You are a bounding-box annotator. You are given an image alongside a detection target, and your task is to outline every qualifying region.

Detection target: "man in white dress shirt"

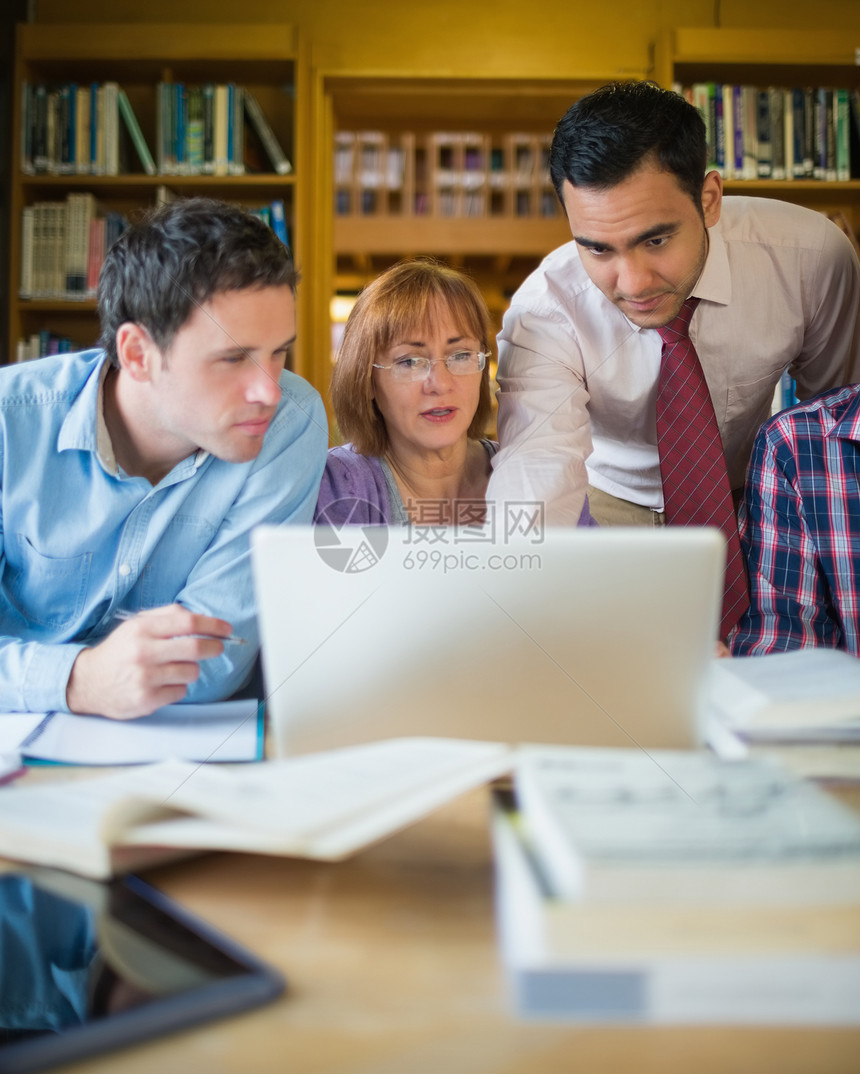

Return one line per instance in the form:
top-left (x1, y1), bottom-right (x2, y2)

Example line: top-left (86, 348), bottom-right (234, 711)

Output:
top-left (488, 80), bottom-right (860, 529)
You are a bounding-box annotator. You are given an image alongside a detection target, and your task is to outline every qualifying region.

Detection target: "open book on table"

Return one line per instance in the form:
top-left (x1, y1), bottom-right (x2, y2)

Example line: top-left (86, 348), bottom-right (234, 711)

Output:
top-left (0, 738), bottom-right (513, 880)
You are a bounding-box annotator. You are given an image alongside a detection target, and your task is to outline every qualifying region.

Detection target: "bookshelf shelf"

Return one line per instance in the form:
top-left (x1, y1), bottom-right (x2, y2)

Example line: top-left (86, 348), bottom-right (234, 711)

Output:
top-left (8, 22), bottom-right (305, 367)
top-left (335, 216), bottom-right (571, 258)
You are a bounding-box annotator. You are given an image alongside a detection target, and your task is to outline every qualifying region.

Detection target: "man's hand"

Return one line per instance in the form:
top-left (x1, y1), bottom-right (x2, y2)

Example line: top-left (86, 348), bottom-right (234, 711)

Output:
top-left (66, 604), bottom-right (234, 719)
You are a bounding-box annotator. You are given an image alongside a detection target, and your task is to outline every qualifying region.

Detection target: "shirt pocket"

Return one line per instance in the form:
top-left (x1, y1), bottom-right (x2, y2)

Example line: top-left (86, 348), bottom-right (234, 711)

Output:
top-left (6, 534), bottom-right (92, 631)
top-left (139, 514), bottom-right (218, 608)
top-left (721, 369), bottom-right (782, 486)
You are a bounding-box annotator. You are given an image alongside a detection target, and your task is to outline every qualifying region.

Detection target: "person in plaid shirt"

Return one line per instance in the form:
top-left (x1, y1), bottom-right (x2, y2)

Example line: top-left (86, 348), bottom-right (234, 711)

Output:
top-left (730, 384), bottom-right (860, 656)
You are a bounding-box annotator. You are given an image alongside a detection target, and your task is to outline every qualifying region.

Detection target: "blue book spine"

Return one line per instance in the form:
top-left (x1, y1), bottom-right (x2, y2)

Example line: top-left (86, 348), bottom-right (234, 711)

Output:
top-left (269, 199), bottom-right (289, 248)
top-left (732, 85), bottom-right (744, 174)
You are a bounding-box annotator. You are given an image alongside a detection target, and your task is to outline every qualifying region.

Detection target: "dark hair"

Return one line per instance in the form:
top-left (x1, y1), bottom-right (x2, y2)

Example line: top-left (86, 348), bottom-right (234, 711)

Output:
top-left (331, 258), bottom-right (493, 458)
top-left (97, 197), bottom-right (297, 367)
top-left (549, 80), bottom-right (708, 210)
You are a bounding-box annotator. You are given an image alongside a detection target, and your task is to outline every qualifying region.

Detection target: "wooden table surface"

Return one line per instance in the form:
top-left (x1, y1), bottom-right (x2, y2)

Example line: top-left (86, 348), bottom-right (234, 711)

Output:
top-left (41, 783), bottom-right (860, 1074)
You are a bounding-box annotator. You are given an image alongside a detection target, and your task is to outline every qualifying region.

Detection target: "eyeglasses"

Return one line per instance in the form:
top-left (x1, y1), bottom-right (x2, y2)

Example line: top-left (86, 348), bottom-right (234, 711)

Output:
top-left (372, 350), bottom-right (489, 383)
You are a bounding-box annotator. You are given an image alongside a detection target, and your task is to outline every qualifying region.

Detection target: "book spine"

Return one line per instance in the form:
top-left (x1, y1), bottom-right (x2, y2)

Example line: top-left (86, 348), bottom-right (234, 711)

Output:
top-left (732, 85), bottom-right (744, 177)
top-left (201, 82), bottom-right (215, 174)
top-left (86, 215), bottom-right (106, 296)
top-left (756, 90), bottom-right (772, 178)
top-left (88, 81), bottom-right (99, 174)
top-left (20, 82), bottom-right (34, 175)
top-left (243, 89), bottom-right (292, 175)
top-left (102, 82), bottom-right (119, 176)
top-left (117, 87), bottom-right (157, 175)
top-left (269, 198), bottom-right (289, 247)
top-left (58, 83), bottom-right (74, 174)
top-left (174, 83), bottom-right (187, 174)
top-left (19, 206), bottom-right (35, 299)
top-left (782, 88), bottom-right (794, 181)
top-left (229, 83), bottom-right (246, 175)
top-left (32, 83), bottom-right (49, 174)
top-left (225, 83), bottom-right (235, 176)
top-left (157, 82), bottom-right (175, 174)
top-left (75, 83), bottom-right (91, 174)
top-left (214, 84), bottom-right (229, 176)
top-left (769, 87), bottom-right (786, 181)
top-left (790, 89), bottom-right (806, 178)
top-left (185, 84), bottom-right (204, 173)
top-left (713, 84), bottom-right (726, 176)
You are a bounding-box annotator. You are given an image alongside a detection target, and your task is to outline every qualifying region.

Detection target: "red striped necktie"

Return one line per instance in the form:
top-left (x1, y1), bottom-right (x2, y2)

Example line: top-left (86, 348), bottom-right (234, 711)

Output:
top-left (655, 296), bottom-right (749, 639)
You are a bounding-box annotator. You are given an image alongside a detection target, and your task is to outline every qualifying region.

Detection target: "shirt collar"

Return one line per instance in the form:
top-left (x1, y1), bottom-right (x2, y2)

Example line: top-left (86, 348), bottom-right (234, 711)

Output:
top-left (831, 388), bottom-right (860, 444)
top-left (57, 354), bottom-right (210, 479)
top-left (57, 353), bottom-right (117, 472)
top-left (690, 216), bottom-right (731, 307)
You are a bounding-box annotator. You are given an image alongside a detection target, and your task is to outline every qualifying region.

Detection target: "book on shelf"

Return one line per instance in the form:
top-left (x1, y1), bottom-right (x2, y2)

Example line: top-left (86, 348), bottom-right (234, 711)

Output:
top-left (243, 89), bottom-right (292, 174)
top-left (100, 81), bottom-right (120, 176)
top-left (228, 83), bottom-right (245, 176)
top-left (0, 737), bottom-right (513, 881)
top-left (63, 191), bottom-right (97, 297)
top-left (117, 87), bottom-right (156, 176)
top-left (492, 784), bottom-right (860, 1024)
top-left (213, 82), bottom-right (230, 176)
top-left (74, 83), bottom-right (91, 175)
top-left (707, 648), bottom-right (860, 743)
top-left (185, 84), bottom-right (205, 172)
top-left (269, 198), bottom-right (289, 247)
top-left (18, 206), bottom-right (35, 299)
top-left (769, 87), bottom-right (786, 181)
top-left (86, 215), bottom-right (106, 294)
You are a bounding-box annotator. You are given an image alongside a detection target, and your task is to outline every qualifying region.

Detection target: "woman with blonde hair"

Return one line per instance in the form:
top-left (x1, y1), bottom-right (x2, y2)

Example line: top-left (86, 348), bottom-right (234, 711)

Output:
top-left (315, 258), bottom-right (593, 527)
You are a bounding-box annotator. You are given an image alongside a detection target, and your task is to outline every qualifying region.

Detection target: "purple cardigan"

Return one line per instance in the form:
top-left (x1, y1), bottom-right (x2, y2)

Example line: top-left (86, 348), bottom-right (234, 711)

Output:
top-left (314, 443), bottom-right (596, 526)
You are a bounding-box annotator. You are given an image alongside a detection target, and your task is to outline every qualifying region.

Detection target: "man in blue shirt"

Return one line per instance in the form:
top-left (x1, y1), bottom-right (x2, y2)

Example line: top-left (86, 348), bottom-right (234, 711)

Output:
top-left (0, 197), bottom-right (327, 718)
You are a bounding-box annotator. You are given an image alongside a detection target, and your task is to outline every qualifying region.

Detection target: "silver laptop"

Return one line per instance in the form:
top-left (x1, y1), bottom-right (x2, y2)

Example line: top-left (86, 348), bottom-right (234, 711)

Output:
top-left (251, 524), bottom-right (724, 757)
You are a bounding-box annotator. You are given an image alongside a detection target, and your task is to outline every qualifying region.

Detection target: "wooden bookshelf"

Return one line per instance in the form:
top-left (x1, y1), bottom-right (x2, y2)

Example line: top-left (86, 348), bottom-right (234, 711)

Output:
top-left (655, 28), bottom-right (860, 238)
top-left (310, 74), bottom-right (627, 406)
top-left (8, 23), bottom-right (308, 372)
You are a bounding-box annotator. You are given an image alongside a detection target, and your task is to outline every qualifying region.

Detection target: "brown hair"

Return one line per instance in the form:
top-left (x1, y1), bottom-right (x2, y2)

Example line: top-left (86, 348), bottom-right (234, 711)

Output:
top-left (331, 259), bottom-right (494, 457)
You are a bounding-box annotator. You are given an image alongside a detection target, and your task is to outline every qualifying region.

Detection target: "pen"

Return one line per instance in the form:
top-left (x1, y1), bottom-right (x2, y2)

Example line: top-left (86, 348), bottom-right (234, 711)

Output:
top-left (113, 609), bottom-right (248, 645)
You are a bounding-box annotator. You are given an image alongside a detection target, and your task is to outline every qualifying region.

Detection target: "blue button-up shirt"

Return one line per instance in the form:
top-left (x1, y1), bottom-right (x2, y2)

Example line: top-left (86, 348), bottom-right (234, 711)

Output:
top-left (0, 349), bottom-right (327, 712)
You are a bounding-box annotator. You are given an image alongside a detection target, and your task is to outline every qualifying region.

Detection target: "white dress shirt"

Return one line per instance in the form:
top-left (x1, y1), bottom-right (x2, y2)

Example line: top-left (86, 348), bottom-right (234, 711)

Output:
top-left (488, 196), bottom-right (860, 523)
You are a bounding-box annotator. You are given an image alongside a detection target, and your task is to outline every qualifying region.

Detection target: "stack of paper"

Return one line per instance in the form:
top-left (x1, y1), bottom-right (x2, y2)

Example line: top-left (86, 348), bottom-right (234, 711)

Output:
top-left (0, 700), bottom-right (264, 766)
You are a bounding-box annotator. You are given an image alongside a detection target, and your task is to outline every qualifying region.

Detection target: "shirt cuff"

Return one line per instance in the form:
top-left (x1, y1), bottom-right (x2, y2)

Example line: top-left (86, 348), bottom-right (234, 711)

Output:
top-left (22, 642), bottom-right (86, 713)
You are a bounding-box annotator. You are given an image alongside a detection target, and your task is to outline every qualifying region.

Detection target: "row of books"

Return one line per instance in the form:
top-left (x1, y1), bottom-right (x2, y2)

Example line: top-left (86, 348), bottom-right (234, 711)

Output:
top-left (20, 81), bottom-right (292, 178)
top-left (334, 130), bottom-right (560, 219)
top-left (18, 194), bottom-right (127, 302)
top-left (21, 81), bottom-right (156, 177)
top-left (15, 330), bottom-right (83, 364)
top-left (677, 83), bottom-right (860, 181)
top-left (18, 194), bottom-right (290, 303)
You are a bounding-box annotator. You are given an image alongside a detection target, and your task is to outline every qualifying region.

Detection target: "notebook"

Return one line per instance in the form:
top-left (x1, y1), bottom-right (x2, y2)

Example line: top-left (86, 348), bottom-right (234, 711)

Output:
top-left (251, 525), bottom-right (724, 758)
